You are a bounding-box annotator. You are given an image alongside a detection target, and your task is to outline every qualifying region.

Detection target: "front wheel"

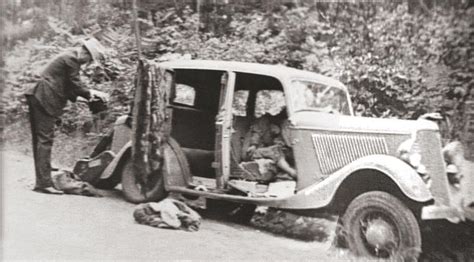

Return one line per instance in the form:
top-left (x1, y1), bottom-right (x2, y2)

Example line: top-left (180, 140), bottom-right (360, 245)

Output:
top-left (340, 191), bottom-right (422, 261)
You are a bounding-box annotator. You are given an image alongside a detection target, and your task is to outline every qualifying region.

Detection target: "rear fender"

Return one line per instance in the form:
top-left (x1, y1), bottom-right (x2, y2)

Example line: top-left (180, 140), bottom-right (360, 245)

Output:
top-left (99, 115), bottom-right (131, 179)
top-left (100, 138), bottom-right (192, 189)
top-left (100, 141), bottom-right (131, 179)
top-left (110, 115), bottom-right (131, 154)
top-left (275, 155), bottom-right (433, 209)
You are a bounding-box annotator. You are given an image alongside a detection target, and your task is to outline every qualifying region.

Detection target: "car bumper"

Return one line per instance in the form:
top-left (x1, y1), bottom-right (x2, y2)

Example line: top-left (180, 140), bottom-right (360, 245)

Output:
top-left (422, 204), bottom-right (474, 223)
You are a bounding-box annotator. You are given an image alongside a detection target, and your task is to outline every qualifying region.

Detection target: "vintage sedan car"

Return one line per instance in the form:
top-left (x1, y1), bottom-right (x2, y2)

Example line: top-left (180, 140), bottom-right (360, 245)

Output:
top-left (77, 60), bottom-right (472, 259)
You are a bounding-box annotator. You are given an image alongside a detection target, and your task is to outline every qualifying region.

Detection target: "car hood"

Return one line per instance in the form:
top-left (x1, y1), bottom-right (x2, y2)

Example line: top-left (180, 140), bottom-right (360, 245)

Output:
top-left (290, 112), bottom-right (439, 134)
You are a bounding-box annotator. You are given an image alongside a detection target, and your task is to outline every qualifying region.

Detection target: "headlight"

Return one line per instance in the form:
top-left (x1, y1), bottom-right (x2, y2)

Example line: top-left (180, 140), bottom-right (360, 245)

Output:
top-left (408, 152), bottom-right (422, 168)
top-left (397, 138), bottom-right (421, 168)
top-left (417, 164), bottom-right (427, 175)
top-left (417, 164), bottom-right (431, 187)
top-left (398, 139), bottom-right (431, 186)
top-left (446, 164), bottom-right (462, 188)
top-left (446, 164), bottom-right (459, 174)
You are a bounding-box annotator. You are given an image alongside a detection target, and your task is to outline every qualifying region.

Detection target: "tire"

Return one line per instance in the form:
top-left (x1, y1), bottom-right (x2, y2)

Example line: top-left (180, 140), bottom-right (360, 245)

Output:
top-left (120, 137), bottom-right (190, 203)
top-left (120, 156), bottom-right (167, 204)
top-left (340, 191), bottom-right (422, 261)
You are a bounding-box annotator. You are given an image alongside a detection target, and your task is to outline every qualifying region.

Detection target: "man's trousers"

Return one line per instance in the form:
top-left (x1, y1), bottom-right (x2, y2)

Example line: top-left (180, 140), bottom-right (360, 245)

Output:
top-left (26, 95), bottom-right (56, 189)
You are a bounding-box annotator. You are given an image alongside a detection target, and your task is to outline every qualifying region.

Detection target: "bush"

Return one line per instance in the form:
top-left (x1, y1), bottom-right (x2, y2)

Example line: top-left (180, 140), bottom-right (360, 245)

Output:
top-left (3, 1), bottom-right (473, 144)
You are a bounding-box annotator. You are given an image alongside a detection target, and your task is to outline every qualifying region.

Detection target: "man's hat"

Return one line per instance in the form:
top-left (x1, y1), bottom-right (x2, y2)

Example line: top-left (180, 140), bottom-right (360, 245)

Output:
top-left (81, 38), bottom-right (105, 62)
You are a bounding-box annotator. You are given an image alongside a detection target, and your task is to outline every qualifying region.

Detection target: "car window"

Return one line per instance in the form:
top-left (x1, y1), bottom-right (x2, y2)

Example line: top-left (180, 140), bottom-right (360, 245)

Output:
top-left (232, 90), bottom-right (249, 116)
top-left (173, 84), bottom-right (196, 106)
top-left (255, 90), bottom-right (286, 118)
top-left (291, 80), bottom-right (351, 115)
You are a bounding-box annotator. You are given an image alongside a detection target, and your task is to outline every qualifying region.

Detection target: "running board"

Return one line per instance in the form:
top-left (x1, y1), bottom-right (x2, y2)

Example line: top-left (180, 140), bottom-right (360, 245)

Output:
top-left (190, 177), bottom-right (217, 190)
top-left (167, 185), bottom-right (288, 206)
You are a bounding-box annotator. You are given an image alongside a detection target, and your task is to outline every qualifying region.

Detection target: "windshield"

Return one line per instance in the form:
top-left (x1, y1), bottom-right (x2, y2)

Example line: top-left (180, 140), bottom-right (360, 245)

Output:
top-left (290, 80), bottom-right (351, 115)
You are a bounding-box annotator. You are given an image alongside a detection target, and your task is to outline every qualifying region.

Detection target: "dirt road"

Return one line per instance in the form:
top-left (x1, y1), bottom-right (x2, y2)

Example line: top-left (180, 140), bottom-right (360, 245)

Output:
top-left (1, 150), bottom-right (351, 261)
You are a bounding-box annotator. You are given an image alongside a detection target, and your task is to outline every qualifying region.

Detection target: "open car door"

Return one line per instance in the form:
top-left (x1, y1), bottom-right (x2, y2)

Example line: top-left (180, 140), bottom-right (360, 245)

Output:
top-left (214, 71), bottom-right (236, 189)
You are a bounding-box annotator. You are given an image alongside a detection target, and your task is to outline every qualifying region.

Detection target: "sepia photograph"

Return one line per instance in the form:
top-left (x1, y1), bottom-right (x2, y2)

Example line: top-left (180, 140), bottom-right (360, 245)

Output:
top-left (1, 0), bottom-right (473, 261)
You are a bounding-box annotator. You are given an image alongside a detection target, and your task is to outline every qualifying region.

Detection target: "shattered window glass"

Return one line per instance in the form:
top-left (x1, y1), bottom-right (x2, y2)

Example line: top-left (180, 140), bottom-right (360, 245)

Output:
top-left (173, 84), bottom-right (196, 106)
top-left (255, 90), bottom-right (286, 118)
top-left (233, 90), bottom-right (249, 116)
top-left (291, 80), bottom-right (351, 115)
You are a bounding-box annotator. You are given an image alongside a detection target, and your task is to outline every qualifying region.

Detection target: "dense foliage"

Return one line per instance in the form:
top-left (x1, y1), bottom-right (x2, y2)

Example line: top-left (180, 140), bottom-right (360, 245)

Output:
top-left (2, 1), bottom-right (473, 143)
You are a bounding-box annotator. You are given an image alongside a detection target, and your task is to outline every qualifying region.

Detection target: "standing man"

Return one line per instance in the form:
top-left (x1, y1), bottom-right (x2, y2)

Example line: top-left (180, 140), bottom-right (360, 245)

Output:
top-left (25, 38), bottom-right (108, 194)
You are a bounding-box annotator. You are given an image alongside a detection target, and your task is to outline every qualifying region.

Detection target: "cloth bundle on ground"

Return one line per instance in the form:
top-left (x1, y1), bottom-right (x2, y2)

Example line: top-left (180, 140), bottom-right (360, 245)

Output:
top-left (133, 198), bottom-right (201, 231)
top-left (52, 170), bottom-right (102, 197)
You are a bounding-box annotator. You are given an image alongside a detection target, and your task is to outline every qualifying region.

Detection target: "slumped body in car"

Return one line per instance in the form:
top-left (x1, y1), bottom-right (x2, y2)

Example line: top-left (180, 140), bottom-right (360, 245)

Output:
top-left (240, 109), bottom-right (297, 182)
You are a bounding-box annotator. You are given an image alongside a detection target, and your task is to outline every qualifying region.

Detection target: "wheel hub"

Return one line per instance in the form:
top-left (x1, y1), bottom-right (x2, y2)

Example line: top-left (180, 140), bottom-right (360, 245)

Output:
top-left (364, 217), bottom-right (397, 250)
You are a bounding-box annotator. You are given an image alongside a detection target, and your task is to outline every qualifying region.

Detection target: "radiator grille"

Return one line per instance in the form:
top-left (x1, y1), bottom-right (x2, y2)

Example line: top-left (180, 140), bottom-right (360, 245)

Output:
top-left (416, 130), bottom-right (450, 206)
top-left (312, 133), bottom-right (388, 174)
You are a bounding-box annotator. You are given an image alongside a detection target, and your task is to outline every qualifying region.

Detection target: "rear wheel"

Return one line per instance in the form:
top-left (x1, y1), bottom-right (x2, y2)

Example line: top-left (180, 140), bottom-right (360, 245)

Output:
top-left (120, 157), bottom-right (167, 203)
top-left (120, 138), bottom-right (190, 203)
top-left (341, 191), bottom-right (422, 261)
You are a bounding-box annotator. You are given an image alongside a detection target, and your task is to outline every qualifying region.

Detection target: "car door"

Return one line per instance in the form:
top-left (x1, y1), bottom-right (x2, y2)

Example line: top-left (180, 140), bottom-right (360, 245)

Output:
top-left (214, 71), bottom-right (236, 189)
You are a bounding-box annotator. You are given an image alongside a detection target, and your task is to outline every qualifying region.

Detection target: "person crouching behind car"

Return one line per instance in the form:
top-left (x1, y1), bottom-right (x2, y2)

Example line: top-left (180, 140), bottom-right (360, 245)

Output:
top-left (24, 38), bottom-right (108, 194)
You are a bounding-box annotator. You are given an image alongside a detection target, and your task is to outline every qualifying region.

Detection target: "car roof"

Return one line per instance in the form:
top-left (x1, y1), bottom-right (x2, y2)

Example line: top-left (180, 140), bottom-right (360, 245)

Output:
top-left (159, 59), bottom-right (346, 89)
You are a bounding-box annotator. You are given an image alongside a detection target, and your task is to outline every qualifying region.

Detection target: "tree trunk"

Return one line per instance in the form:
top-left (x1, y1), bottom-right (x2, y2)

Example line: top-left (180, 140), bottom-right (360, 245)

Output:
top-left (407, 0), bottom-right (432, 15)
top-left (74, 0), bottom-right (89, 29)
top-left (148, 64), bottom-right (173, 171)
top-left (131, 60), bottom-right (173, 185)
top-left (131, 60), bottom-right (151, 183)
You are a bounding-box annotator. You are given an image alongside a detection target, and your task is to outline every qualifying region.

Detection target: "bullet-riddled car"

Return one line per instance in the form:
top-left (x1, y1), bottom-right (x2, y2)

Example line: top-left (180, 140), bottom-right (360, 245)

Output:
top-left (79, 60), bottom-right (472, 260)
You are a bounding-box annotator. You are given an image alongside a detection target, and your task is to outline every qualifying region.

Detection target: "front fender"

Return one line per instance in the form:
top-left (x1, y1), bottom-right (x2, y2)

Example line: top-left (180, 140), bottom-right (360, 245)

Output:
top-left (274, 155), bottom-right (433, 209)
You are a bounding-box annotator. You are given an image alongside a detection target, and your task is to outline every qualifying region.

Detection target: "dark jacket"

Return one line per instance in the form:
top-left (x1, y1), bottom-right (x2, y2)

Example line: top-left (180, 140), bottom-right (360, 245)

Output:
top-left (25, 50), bottom-right (91, 117)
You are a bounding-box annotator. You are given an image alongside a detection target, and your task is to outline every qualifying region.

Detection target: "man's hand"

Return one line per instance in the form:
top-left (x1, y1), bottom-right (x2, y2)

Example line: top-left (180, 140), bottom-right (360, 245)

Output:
top-left (89, 89), bottom-right (109, 102)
